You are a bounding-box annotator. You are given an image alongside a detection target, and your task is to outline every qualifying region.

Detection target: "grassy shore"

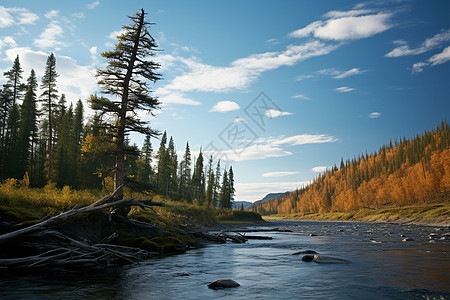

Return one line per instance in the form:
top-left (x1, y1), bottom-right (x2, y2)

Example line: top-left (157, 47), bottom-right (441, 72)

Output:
top-left (263, 203), bottom-right (450, 226)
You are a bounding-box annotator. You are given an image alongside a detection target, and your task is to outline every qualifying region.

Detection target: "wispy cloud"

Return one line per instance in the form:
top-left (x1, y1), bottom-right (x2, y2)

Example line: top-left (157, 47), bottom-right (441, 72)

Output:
top-left (205, 133), bottom-right (337, 163)
top-left (412, 46), bottom-right (450, 73)
top-left (34, 21), bottom-right (68, 49)
top-left (369, 112), bottom-right (381, 118)
top-left (0, 36), bottom-right (16, 49)
top-left (289, 10), bottom-right (392, 41)
top-left (0, 6), bottom-right (39, 27)
top-left (45, 9), bottom-right (59, 19)
top-left (265, 109), bottom-right (292, 118)
top-left (87, 1), bottom-right (100, 10)
top-left (312, 166), bottom-right (328, 173)
top-left (159, 92), bottom-right (200, 106)
top-left (159, 40), bottom-right (337, 95)
top-left (209, 100), bottom-right (240, 113)
top-left (334, 68), bottom-right (367, 79)
top-left (386, 28), bottom-right (450, 57)
top-left (335, 86), bottom-right (355, 93)
top-left (262, 171), bottom-right (299, 178)
top-left (291, 94), bottom-right (311, 100)
top-left (297, 67), bottom-right (367, 81)
top-left (233, 117), bottom-right (245, 123)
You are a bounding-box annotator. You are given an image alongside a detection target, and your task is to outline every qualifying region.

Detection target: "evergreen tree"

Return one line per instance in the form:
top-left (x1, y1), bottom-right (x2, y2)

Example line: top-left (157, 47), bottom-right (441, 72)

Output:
top-left (71, 100), bottom-right (84, 187)
top-left (90, 9), bottom-right (161, 203)
top-left (167, 137), bottom-right (178, 197)
top-left (213, 160), bottom-right (221, 207)
top-left (137, 135), bottom-right (153, 185)
top-left (3, 55), bottom-right (25, 106)
top-left (17, 70), bottom-right (38, 178)
top-left (4, 103), bottom-right (20, 178)
top-left (228, 166), bottom-right (235, 209)
top-left (219, 169), bottom-right (229, 209)
top-left (178, 142), bottom-right (192, 201)
top-left (191, 149), bottom-right (205, 204)
top-left (205, 156), bottom-right (215, 207)
top-left (156, 131), bottom-right (168, 195)
top-left (53, 104), bottom-right (74, 186)
top-left (40, 53), bottom-right (59, 177)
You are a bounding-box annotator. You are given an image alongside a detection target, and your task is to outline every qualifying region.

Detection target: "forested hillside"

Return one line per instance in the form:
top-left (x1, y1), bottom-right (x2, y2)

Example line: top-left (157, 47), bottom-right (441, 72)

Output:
top-left (250, 121), bottom-right (450, 215)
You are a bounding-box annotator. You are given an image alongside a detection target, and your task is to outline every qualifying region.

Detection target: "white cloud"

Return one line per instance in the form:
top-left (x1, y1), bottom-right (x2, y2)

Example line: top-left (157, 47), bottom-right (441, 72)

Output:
top-left (159, 40), bottom-right (337, 94)
top-left (45, 9), bottom-right (59, 19)
top-left (108, 29), bottom-right (126, 40)
top-left (209, 100), bottom-right (240, 113)
top-left (72, 12), bottom-right (85, 19)
top-left (220, 144), bottom-right (292, 162)
top-left (333, 68), bottom-right (366, 79)
top-left (291, 94), bottom-right (311, 100)
top-left (324, 9), bottom-right (374, 19)
top-left (235, 181), bottom-right (309, 202)
top-left (290, 11), bottom-right (392, 41)
top-left (271, 134), bottom-right (338, 146)
top-left (0, 36), bottom-right (17, 49)
top-left (369, 112), bottom-right (381, 118)
top-left (412, 46), bottom-right (450, 73)
top-left (87, 1), bottom-right (100, 9)
top-left (262, 171), bottom-right (299, 178)
top-left (89, 46), bottom-right (98, 64)
top-left (428, 46), bottom-right (450, 66)
top-left (412, 62), bottom-right (426, 73)
top-left (206, 133), bottom-right (337, 163)
top-left (158, 92), bottom-right (201, 106)
top-left (335, 86), bottom-right (355, 93)
top-left (265, 109), bottom-right (292, 118)
top-left (5, 47), bottom-right (97, 106)
top-left (312, 166), bottom-right (328, 173)
top-left (386, 28), bottom-right (450, 57)
top-left (233, 117), bottom-right (245, 123)
top-left (0, 7), bottom-right (14, 28)
top-left (289, 21), bottom-right (323, 38)
top-left (0, 6), bottom-right (39, 27)
top-left (34, 21), bottom-right (68, 49)
top-left (296, 74), bottom-right (313, 81)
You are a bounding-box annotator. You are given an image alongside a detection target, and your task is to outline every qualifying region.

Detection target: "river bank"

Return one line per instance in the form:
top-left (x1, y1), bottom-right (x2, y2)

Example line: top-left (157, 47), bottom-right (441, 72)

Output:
top-left (262, 203), bottom-right (450, 227)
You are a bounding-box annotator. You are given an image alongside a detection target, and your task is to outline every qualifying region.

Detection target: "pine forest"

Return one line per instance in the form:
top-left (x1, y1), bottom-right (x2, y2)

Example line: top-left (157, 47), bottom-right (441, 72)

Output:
top-left (250, 121), bottom-right (450, 215)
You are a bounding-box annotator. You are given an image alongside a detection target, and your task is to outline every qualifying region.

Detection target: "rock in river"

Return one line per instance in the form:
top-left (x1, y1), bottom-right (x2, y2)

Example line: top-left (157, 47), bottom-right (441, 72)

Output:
top-left (302, 255), bottom-right (350, 264)
top-left (291, 250), bottom-right (318, 255)
top-left (207, 279), bottom-right (240, 289)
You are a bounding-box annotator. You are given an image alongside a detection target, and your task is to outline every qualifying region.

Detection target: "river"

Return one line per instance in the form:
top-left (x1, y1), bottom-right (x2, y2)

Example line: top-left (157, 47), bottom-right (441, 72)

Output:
top-left (1, 220), bottom-right (449, 299)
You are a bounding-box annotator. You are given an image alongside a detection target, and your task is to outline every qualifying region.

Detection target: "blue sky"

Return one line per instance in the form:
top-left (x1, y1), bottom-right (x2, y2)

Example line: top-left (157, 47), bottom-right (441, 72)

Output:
top-left (1, 0), bottom-right (449, 202)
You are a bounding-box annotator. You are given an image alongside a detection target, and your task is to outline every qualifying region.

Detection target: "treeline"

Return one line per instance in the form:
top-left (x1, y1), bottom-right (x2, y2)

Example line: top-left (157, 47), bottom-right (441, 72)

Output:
top-left (250, 121), bottom-right (450, 215)
top-left (0, 55), bottom-right (235, 209)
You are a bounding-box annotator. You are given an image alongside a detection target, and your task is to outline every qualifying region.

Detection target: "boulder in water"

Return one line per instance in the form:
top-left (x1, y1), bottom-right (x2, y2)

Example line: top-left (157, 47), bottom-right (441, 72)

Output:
top-left (302, 255), bottom-right (315, 262)
top-left (312, 255), bottom-right (350, 264)
top-left (291, 250), bottom-right (318, 255)
top-left (207, 279), bottom-right (240, 289)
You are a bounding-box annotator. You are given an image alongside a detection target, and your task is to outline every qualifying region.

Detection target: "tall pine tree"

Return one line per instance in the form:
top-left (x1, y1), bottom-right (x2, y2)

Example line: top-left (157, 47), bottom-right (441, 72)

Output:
top-left (90, 9), bottom-right (161, 204)
top-left (40, 53), bottom-right (59, 177)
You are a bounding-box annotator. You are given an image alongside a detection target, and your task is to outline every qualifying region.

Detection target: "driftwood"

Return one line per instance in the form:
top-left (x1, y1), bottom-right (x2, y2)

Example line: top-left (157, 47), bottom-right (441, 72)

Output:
top-left (0, 185), bottom-right (164, 270)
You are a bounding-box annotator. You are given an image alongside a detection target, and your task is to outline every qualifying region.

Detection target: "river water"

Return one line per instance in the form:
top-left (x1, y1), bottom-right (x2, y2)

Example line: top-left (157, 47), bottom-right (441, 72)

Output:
top-left (1, 220), bottom-right (449, 299)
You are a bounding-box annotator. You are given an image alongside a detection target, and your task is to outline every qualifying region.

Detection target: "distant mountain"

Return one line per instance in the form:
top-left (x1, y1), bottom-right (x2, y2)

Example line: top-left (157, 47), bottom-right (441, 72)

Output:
top-left (232, 201), bottom-right (253, 210)
top-left (251, 192), bottom-right (291, 206)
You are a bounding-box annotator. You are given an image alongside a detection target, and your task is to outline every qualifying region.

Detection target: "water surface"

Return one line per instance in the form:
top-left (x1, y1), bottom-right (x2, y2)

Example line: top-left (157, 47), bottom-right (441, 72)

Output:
top-left (1, 220), bottom-right (449, 299)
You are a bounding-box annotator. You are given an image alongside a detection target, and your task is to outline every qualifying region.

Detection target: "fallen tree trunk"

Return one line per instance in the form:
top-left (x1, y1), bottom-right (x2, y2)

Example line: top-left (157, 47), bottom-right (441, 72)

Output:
top-left (0, 185), bottom-right (165, 270)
